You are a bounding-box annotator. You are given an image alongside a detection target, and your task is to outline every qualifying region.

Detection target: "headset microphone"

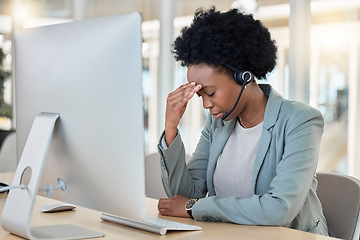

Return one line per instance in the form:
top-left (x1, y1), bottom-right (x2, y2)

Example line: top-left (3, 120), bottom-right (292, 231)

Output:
top-left (221, 63), bottom-right (253, 120)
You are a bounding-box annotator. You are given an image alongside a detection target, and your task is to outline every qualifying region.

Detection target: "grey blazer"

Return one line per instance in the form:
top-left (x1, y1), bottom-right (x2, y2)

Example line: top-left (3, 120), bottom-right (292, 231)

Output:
top-left (158, 84), bottom-right (329, 236)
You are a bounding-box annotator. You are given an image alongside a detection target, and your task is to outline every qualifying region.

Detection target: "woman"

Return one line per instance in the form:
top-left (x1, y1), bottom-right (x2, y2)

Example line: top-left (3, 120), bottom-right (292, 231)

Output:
top-left (157, 7), bottom-right (330, 236)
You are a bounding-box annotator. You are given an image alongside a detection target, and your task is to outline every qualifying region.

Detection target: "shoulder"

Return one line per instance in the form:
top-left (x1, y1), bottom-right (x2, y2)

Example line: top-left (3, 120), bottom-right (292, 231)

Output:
top-left (274, 99), bottom-right (324, 138)
top-left (259, 84), bottom-right (323, 125)
top-left (280, 99), bottom-right (323, 123)
top-left (263, 85), bottom-right (324, 132)
top-left (262, 84), bottom-right (324, 129)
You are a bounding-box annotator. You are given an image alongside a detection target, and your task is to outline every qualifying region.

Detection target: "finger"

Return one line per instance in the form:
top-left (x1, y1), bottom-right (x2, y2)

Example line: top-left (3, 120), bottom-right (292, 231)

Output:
top-left (157, 198), bottom-right (169, 209)
top-left (177, 83), bottom-right (202, 100)
top-left (168, 82), bottom-right (199, 100)
top-left (191, 83), bottom-right (202, 94)
top-left (167, 88), bottom-right (193, 104)
top-left (167, 83), bottom-right (201, 109)
top-left (158, 199), bottom-right (171, 216)
top-left (166, 96), bottom-right (190, 115)
top-left (157, 200), bottom-right (162, 211)
top-left (159, 208), bottom-right (169, 216)
top-left (167, 94), bottom-right (190, 111)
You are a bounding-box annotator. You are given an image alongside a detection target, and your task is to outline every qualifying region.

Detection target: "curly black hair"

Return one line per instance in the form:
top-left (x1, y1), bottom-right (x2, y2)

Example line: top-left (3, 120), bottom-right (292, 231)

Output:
top-left (171, 7), bottom-right (277, 80)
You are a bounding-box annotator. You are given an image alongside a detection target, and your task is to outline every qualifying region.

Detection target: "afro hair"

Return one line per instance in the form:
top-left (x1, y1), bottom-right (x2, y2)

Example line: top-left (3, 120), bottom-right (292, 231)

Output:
top-left (172, 7), bottom-right (277, 80)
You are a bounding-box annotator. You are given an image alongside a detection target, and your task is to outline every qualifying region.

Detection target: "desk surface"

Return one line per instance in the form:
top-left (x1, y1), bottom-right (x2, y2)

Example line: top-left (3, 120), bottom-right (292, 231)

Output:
top-left (0, 172), bottom-right (337, 240)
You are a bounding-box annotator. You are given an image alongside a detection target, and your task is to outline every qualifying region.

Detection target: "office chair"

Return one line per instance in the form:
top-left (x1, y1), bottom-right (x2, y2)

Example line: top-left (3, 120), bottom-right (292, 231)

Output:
top-left (0, 132), bottom-right (17, 173)
top-left (145, 152), bottom-right (191, 199)
top-left (316, 172), bottom-right (360, 240)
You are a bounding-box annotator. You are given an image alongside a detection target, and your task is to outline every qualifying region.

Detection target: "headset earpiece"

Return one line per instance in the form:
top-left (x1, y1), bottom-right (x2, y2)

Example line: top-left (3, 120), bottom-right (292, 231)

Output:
top-left (234, 71), bottom-right (253, 86)
top-left (221, 62), bottom-right (253, 86)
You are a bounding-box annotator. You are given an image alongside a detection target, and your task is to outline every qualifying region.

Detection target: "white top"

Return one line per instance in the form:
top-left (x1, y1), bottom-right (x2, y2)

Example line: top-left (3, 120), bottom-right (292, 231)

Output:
top-left (213, 120), bottom-right (263, 199)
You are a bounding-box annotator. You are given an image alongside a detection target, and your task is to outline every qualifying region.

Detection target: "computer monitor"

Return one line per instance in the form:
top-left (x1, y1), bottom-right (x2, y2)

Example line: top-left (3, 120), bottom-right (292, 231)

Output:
top-left (2, 12), bottom-right (145, 238)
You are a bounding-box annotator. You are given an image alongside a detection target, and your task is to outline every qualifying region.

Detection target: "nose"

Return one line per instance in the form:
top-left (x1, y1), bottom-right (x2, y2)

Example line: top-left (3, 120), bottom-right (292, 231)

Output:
top-left (202, 96), bottom-right (213, 109)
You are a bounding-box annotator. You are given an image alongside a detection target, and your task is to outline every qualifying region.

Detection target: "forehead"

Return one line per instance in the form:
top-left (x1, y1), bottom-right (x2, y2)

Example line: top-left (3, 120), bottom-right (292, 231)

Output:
top-left (187, 63), bottom-right (224, 85)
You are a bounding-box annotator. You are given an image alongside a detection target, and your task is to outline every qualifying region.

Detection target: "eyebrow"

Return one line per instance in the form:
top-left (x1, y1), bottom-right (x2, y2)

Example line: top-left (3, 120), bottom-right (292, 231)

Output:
top-left (199, 86), bottom-right (214, 92)
top-left (196, 86), bottom-right (214, 96)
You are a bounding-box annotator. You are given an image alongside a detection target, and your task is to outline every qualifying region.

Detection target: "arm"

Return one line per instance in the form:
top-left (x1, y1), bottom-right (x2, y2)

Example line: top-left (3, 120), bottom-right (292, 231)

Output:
top-left (158, 114), bottom-right (214, 198)
top-left (157, 81), bottom-right (202, 198)
top-left (158, 114), bottom-right (221, 218)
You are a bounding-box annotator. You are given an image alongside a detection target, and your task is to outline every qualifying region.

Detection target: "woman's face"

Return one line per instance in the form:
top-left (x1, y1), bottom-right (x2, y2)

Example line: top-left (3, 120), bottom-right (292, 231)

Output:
top-left (187, 63), bottom-right (243, 120)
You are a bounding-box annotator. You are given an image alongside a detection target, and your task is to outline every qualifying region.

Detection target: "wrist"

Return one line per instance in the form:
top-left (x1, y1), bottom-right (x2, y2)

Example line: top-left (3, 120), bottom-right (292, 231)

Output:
top-left (185, 199), bottom-right (198, 219)
top-left (164, 127), bottom-right (177, 147)
top-left (165, 125), bottom-right (177, 134)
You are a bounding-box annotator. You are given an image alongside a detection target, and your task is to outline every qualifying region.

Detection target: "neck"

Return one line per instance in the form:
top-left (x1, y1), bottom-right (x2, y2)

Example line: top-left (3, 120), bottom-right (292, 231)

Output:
top-left (237, 84), bottom-right (268, 128)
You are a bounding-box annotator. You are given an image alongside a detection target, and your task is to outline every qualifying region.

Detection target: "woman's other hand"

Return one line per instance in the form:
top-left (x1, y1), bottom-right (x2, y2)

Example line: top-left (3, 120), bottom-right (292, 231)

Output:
top-left (157, 195), bottom-right (191, 218)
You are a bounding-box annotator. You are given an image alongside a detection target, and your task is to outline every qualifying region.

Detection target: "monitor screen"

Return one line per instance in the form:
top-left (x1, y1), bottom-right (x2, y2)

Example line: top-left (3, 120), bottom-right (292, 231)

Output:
top-left (13, 12), bottom-right (145, 221)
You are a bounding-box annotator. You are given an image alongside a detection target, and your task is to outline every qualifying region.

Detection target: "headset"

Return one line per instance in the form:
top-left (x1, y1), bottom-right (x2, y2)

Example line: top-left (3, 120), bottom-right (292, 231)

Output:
top-left (221, 63), bottom-right (253, 120)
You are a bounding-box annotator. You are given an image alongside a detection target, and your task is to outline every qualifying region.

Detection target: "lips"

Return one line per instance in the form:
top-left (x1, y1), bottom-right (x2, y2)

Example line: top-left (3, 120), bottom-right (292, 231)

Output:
top-left (211, 112), bottom-right (224, 119)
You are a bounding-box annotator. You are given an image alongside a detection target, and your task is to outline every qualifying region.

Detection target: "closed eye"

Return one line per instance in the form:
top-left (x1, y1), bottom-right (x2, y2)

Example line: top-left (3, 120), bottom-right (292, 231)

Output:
top-left (197, 91), bottom-right (215, 97)
top-left (207, 91), bottom-right (215, 97)
top-left (196, 86), bottom-right (215, 97)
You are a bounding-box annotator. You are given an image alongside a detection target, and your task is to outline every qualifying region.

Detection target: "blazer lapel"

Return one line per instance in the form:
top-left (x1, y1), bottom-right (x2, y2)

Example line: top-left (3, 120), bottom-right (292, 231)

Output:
top-left (252, 128), bottom-right (272, 192)
top-left (252, 85), bottom-right (283, 193)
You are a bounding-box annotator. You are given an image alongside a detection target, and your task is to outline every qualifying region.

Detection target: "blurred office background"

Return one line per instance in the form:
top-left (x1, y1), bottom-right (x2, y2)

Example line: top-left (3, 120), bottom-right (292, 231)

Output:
top-left (0, 0), bottom-right (359, 178)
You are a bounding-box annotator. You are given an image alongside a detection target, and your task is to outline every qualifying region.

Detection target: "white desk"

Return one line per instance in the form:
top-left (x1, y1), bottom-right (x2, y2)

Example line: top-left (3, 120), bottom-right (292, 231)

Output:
top-left (0, 172), bottom-right (338, 240)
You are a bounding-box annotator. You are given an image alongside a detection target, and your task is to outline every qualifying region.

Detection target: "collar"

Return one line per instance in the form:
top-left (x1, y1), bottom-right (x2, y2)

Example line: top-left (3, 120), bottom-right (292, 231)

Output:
top-left (258, 84), bottom-right (283, 130)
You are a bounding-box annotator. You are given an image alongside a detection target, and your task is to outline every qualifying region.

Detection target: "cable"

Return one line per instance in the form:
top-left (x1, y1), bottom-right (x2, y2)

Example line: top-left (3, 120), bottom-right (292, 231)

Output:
top-left (222, 80), bottom-right (247, 120)
top-left (0, 185), bottom-right (28, 193)
top-left (0, 178), bottom-right (66, 196)
top-left (39, 178), bottom-right (66, 197)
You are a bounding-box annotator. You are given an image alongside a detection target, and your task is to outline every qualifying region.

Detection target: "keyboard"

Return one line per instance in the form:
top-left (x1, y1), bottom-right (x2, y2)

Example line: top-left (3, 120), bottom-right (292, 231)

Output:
top-left (100, 213), bottom-right (202, 236)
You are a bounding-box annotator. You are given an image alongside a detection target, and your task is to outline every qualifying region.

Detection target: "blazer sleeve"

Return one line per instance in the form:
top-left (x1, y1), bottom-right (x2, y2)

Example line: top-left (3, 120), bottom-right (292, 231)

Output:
top-left (157, 116), bottom-right (214, 198)
top-left (192, 105), bottom-right (324, 227)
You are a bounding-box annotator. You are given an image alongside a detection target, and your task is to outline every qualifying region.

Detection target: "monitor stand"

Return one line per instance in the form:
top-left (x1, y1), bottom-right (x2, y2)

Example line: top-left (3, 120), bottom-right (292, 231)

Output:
top-left (0, 113), bottom-right (104, 239)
